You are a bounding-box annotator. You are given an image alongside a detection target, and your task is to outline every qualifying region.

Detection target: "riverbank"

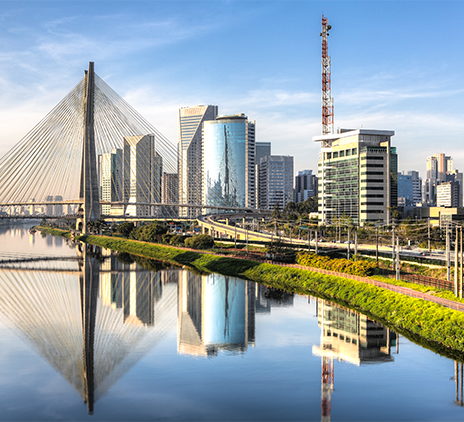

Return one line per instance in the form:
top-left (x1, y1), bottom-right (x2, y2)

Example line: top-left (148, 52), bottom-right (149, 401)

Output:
top-left (38, 226), bottom-right (464, 360)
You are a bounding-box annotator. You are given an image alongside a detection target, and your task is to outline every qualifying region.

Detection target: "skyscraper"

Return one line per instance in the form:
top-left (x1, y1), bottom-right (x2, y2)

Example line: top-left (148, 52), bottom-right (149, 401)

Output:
top-left (124, 135), bottom-right (162, 217)
top-left (314, 129), bottom-right (397, 225)
top-left (257, 155), bottom-right (294, 210)
top-left (178, 105), bottom-right (218, 217)
top-left (202, 114), bottom-right (256, 209)
top-left (295, 170), bottom-right (318, 203)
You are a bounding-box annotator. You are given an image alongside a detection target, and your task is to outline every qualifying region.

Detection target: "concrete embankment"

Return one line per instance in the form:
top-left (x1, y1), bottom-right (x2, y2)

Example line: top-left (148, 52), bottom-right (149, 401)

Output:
top-left (37, 227), bottom-right (464, 361)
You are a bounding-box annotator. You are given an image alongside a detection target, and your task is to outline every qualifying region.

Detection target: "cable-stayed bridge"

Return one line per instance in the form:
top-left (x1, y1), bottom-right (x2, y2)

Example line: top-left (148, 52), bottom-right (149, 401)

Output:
top-left (0, 62), bottom-right (266, 231)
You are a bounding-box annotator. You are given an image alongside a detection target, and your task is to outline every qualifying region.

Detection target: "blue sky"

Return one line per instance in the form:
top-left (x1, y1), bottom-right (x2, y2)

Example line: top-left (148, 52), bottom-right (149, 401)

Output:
top-left (0, 0), bottom-right (463, 178)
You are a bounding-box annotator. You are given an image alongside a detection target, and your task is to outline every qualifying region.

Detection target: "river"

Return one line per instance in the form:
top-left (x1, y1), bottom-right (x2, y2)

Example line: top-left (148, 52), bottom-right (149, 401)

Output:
top-left (0, 222), bottom-right (463, 421)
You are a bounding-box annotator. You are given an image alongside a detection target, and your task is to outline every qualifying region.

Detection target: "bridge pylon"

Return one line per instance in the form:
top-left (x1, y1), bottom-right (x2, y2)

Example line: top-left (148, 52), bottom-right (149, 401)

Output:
top-left (77, 62), bottom-right (101, 233)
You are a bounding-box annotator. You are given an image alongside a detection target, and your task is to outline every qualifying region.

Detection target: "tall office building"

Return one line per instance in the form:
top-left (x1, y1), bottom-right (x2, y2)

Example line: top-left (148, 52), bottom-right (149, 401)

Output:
top-left (255, 142), bottom-right (271, 208)
top-left (255, 142), bottom-right (271, 164)
top-left (257, 155), bottom-right (294, 210)
top-left (99, 149), bottom-right (123, 215)
top-left (398, 171), bottom-right (421, 207)
top-left (124, 135), bottom-right (162, 217)
top-left (202, 114), bottom-right (256, 209)
top-left (161, 172), bottom-right (179, 217)
top-left (178, 105), bottom-right (218, 217)
top-left (295, 170), bottom-right (318, 203)
top-left (314, 129), bottom-right (397, 225)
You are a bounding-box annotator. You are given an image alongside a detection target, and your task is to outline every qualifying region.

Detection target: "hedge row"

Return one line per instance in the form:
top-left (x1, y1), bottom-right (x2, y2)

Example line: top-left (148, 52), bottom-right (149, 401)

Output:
top-left (296, 252), bottom-right (378, 276)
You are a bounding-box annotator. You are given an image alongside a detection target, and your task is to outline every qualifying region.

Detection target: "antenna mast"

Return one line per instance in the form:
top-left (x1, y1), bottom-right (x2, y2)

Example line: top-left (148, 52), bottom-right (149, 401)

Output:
top-left (320, 15), bottom-right (334, 135)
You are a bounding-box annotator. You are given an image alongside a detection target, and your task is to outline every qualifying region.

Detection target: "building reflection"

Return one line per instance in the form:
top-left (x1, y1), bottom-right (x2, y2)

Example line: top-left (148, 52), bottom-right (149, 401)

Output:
top-left (177, 272), bottom-right (256, 357)
top-left (313, 299), bottom-right (396, 422)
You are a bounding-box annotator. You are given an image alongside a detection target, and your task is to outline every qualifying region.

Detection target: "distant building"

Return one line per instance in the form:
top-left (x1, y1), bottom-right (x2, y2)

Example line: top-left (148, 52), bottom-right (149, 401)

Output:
top-left (202, 114), bottom-right (256, 209)
top-left (54, 195), bottom-right (63, 216)
top-left (46, 195), bottom-right (53, 215)
top-left (398, 171), bottom-right (421, 207)
top-left (161, 172), bottom-right (179, 217)
top-left (424, 153), bottom-right (455, 205)
top-left (124, 135), bottom-right (162, 217)
top-left (257, 155), bottom-right (294, 210)
top-left (437, 181), bottom-right (460, 207)
top-left (178, 105), bottom-right (218, 217)
top-left (99, 149), bottom-right (123, 215)
top-left (314, 129), bottom-right (397, 225)
top-left (295, 170), bottom-right (318, 203)
top-left (446, 170), bottom-right (463, 207)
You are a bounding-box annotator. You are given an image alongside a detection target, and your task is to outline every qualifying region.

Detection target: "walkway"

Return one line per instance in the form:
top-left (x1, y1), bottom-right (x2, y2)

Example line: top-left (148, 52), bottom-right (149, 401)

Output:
top-left (266, 261), bottom-right (464, 312)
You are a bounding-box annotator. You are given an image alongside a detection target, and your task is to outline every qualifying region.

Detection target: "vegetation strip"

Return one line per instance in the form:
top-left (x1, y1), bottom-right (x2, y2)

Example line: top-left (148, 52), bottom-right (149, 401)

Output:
top-left (38, 227), bottom-right (464, 358)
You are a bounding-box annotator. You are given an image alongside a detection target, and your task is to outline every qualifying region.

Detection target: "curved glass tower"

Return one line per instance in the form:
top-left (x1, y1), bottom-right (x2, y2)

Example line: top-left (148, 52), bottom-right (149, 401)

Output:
top-left (202, 114), bottom-right (255, 209)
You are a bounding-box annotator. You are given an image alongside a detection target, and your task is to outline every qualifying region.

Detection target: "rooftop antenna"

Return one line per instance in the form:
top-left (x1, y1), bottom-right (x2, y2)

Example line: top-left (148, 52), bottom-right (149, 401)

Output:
top-left (320, 15), bottom-right (334, 135)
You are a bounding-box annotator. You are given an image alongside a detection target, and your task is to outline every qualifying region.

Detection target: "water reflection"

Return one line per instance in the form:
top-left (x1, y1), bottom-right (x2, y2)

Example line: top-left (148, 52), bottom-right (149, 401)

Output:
top-left (1, 232), bottom-right (463, 420)
top-left (313, 299), bottom-right (397, 422)
top-left (0, 243), bottom-right (283, 414)
top-left (178, 272), bottom-right (256, 356)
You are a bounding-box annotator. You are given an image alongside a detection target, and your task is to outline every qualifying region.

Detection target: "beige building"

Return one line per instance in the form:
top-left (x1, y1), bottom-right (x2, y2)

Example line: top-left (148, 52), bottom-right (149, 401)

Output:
top-left (314, 129), bottom-right (397, 225)
top-left (178, 105), bottom-right (218, 217)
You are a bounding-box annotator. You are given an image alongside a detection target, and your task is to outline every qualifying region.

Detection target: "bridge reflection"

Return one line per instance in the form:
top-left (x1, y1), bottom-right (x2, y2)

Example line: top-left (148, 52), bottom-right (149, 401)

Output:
top-left (0, 248), bottom-right (281, 413)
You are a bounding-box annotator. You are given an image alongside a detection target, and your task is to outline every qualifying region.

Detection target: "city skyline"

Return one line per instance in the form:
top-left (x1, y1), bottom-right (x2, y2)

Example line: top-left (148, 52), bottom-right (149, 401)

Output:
top-left (0, 1), bottom-right (463, 178)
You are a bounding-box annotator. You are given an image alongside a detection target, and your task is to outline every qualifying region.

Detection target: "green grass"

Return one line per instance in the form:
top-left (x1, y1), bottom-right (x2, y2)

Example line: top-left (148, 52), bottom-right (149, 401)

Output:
top-left (37, 226), bottom-right (464, 361)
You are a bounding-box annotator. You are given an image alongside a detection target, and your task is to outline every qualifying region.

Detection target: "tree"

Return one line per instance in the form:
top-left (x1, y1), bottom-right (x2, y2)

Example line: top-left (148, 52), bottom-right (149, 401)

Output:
top-left (272, 202), bottom-right (281, 219)
top-left (132, 222), bottom-right (168, 243)
top-left (118, 222), bottom-right (135, 237)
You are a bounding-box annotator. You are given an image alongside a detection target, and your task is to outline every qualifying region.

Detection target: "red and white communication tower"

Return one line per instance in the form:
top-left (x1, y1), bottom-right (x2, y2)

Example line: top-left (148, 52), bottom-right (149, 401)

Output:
top-left (320, 15), bottom-right (334, 135)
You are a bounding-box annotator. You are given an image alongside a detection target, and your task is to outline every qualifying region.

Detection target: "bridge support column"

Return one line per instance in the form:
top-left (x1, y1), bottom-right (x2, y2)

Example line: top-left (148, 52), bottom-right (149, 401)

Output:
top-left (78, 62), bottom-right (101, 234)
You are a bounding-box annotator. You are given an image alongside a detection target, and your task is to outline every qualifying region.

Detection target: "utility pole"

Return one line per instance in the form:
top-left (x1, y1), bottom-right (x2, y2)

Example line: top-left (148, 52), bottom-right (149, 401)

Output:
top-left (308, 228), bottom-right (311, 251)
top-left (459, 226), bottom-right (463, 299)
top-left (396, 237), bottom-right (400, 281)
top-left (246, 226), bottom-right (249, 254)
top-left (455, 226), bottom-right (459, 297)
top-left (446, 223), bottom-right (451, 282)
top-left (428, 218), bottom-right (431, 252)
top-left (376, 226), bottom-right (379, 263)
top-left (347, 228), bottom-right (351, 260)
top-left (315, 230), bottom-right (319, 255)
top-left (234, 224), bottom-right (237, 250)
top-left (354, 229), bottom-right (358, 257)
top-left (392, 225), bottom-right (395, 269)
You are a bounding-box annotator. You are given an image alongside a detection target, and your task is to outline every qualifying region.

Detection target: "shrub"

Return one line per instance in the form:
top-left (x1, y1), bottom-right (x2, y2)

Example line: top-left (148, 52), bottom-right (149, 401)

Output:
top-left (185, 234), bottom-right (214, 250)
top-left (296, 252), bottom-right (377, 276)
top-left (161, 233), bottom-right (173, 244)
top-left (170, 234), bottom-right (186, 246)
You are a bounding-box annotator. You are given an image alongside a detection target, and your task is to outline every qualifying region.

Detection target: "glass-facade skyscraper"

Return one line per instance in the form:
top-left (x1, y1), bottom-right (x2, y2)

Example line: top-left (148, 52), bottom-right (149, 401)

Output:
top-left (202, 114), bottom-right (256, 209)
